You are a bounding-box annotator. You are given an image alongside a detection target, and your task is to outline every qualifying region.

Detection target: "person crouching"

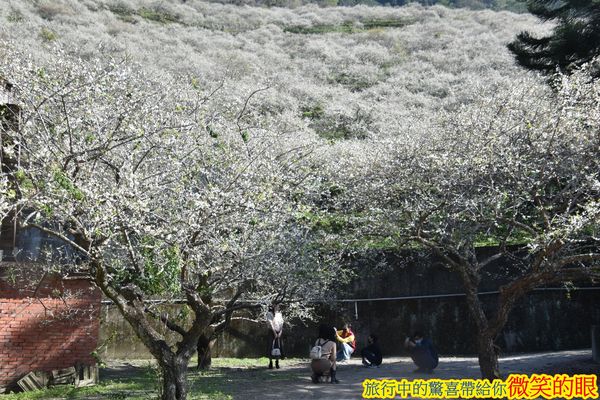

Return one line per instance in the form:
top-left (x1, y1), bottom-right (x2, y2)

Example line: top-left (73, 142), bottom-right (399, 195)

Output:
top-left (310, 324), bottom-right (339, 384)
top-left (361, 334), bottom-right (382, 367)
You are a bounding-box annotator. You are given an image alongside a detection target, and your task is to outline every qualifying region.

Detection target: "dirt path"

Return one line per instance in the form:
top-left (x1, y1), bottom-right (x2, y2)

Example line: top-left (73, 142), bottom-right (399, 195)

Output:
top-left (101, 350), bottom-right (598, 400)
top-left (225, 350), bottom-right (598, 400)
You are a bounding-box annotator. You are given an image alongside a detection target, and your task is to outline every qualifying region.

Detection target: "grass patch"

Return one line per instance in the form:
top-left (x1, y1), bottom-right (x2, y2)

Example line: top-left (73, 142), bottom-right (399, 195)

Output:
top-left (210, 357), bottom-right (273, 368)
top-left (0, 380), bottom-right (154, 400)
top-left (2, 375), bottom-right (229, 400)
top-left (1, 358), bottom-right (307, 399)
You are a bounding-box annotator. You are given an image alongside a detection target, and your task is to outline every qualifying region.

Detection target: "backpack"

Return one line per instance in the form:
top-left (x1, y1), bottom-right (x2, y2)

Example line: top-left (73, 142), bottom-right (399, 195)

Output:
top-left (310, 339), bottom-right (328, 360)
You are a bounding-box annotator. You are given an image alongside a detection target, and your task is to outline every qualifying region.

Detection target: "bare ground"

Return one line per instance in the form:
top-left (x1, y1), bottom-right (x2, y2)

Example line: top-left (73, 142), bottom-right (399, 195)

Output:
top-left (103, 349), bottom-right (599, 400)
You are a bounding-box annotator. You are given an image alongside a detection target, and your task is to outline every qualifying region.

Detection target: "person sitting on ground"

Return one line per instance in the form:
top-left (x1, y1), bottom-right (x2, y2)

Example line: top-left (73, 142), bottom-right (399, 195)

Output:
top-left (361, 334), bottom-right (382, 368)
top-left (404, 331), bottom-right (439, 373)
top-left (335, 323), bottom-right (356, 361)
top-left (311, 324), bottom-right (339, 384)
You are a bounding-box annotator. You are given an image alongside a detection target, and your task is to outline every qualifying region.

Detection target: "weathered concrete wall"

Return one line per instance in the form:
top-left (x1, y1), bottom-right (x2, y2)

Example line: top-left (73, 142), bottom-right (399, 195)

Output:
top-left (98, 303), bottom-right (185, 360)
top-left (333, 250), bottom-right (600, 356)
top-left (98, 249), bottom-right (600, 359)
top-left (593, 326), bottom-right (600, 363)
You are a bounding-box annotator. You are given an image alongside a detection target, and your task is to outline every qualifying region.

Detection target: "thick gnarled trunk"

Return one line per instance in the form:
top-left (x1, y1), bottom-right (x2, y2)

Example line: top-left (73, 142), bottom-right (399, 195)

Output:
top-left (455, 262), bottom-right (502, 380)
top-left (477, 335), bottom-right (501, 381)
top-left (197, 335), bottom-right (215, 370)
top-left (94, 272), bottom-right (209, 400)
top-left (160, 356), bottom-right (190, 400)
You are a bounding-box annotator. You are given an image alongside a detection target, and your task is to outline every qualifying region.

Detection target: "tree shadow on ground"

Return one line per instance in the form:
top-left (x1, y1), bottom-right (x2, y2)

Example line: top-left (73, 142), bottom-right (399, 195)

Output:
top-left (99, 350), bottom-right (598, 400)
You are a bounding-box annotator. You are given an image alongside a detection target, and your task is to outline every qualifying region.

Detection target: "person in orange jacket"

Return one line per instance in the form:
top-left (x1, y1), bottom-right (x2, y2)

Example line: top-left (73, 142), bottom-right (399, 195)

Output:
top-left (335, 323), bottom-right (356, 361)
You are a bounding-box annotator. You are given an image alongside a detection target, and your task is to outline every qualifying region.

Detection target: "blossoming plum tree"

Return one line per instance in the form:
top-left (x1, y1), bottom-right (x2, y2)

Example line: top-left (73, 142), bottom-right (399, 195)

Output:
top-left (335, 67), bottom-right (600, 380)
top-left (0, 43), bottom-right (340, 400)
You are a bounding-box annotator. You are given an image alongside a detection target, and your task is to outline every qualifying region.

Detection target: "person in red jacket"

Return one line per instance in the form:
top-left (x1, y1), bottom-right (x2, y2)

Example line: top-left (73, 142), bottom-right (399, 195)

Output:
top-left (335, 323), bottom-right (356, 361)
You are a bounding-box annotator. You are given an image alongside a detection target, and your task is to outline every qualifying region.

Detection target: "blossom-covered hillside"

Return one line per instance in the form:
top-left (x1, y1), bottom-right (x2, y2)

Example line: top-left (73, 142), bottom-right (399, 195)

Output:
top-left (2, 3), bottom-right (599, 396)
top-left (0, 0), bottom-right (547, 145)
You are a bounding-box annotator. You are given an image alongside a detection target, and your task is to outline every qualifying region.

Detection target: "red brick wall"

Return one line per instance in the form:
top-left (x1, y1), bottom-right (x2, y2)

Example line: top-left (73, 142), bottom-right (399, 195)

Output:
top-left (0, 269), bottom-right (101, 390)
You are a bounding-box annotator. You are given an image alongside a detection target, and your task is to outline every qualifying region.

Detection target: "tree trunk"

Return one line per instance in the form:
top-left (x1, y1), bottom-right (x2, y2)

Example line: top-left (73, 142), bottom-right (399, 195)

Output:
top-left (197, 335), bottom-right (214, 370)
top-left (477, 335), bottom-right (501, 381)
top-left (159, 356), bottom-right (189, 400)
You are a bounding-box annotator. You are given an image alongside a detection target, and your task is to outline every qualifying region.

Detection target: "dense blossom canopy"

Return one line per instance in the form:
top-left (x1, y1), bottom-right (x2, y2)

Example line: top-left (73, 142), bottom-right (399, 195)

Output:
top-left (1, 0), bottom-right (598, 396)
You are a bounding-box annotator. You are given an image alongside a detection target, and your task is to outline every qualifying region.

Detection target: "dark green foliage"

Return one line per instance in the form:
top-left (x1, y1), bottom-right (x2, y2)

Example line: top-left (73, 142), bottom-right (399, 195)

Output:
top-left (284, 22), bottom-right (356, 34)
top-left (300, 104), bottom-right (325, 120)
top-left (361, 18), bottom-right (415, 28)
top-left (337, 0), bottom-right (380, 5)
top-left (7, 8), bottom-right (25, 23)
top-left (52, 169), bottom-right (84, 201)
top-left (108, 2), bottom-right (137, 23)
top-left (346, 0), bottom-right (526, 10)
top-left (328, 72), bottom-right (374, 91)
top-left (207, 125), bottom-right (219, 138)
top-left (296, 210), bottom-right (348, 234)
top-left (307, 112), bottom-right (371, 141)
top-left (106, 3), bottom-right (182, 25)
top-left (301, 104), bottom-right (374, 141)
top-left (139, 244), bottom-right (182, 295)
top-left (36, 3), bottom-right (72, 21)
top-left (284, 18), bottom-right (414, 34)
top-left (112, 240), bottom-right (182, 296)
top-left (138, 6), bottom-right (182, 24)
top-left (108, 2), bottom-right (134, 16)
top-left (508, 0), bottom-right (600, 78)
top-left (317, 125), bottom-right (357, 140)
top-left (218, 0), bottom-right (526, 12)
top-left (39, 27), bottom-right (58, 42)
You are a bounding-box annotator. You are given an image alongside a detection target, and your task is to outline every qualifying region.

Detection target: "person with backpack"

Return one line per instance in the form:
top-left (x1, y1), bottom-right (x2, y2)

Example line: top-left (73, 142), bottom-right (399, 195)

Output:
top-left (310, 324), bottom-right (339, 384)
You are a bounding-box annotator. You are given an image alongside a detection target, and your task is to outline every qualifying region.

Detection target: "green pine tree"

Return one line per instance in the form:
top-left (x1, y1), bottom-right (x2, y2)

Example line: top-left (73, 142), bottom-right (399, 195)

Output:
top-left (507, 0), bottom-right (600, 78)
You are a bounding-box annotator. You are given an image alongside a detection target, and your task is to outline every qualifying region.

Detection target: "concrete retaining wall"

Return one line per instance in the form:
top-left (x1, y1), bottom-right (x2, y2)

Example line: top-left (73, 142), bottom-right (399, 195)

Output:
top-left (98, 250), bottom-right (600, 360)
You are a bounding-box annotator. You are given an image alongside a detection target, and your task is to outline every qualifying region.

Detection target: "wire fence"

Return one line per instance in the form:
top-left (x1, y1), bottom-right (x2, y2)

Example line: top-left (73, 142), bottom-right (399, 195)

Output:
top-left (100, 286), bottom-right (600, 306)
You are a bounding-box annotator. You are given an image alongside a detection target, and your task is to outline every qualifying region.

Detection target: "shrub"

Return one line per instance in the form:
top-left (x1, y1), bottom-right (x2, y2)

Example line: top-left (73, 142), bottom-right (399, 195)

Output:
top-left (284, 18), bottom-right (413, 34)
top-left (39, 27), bottom-right (58, 42)
top-left (300, 104), bottom-right (325, 120)
top-left (107, 1), bottom-right (134, 17)
top-left (328, 71), bottom-right (375, 91)
top-left (36, 2), bottom-right (73, 21)
top-left (6, 8), bottom-right (25, 23)
top-left (107, 1), bottom-right (137, 23)
top-left (138, 6), bottom-right (182, 24)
